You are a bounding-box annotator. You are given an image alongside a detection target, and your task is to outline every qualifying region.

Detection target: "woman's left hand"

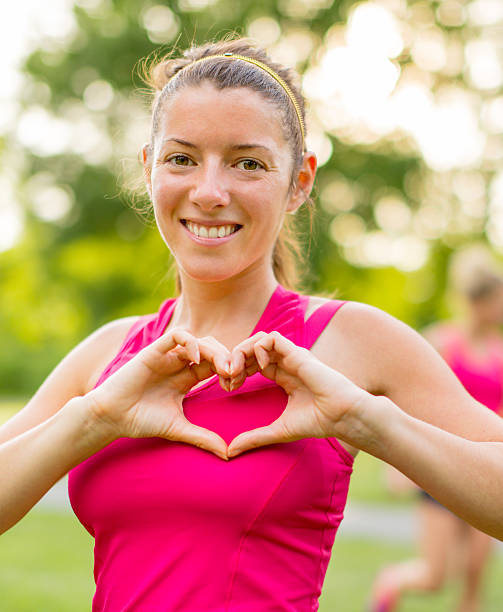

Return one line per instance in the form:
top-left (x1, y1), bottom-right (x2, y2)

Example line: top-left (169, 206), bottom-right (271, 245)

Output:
top-left (227, 331), bottom-right (373, 457)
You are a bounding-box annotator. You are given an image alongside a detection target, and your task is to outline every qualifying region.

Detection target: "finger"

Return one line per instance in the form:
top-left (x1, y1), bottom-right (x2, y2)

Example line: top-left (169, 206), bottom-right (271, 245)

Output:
top-left (230, 347), bottom-right (246, 377)
top-left (152, 328), bottom-right (201, 364)
top-left (140, 331), bottom-right (201, 375)
top-left (188, 360), bottom-right (215, 384)
top-left (254, 344), bottom-right (270, 370)
top-left (173, 417), bottom-right (229, 461)
top-left (229, 371), bottom-right (246, 392)
top-left (219, 374), bottom-right (231, 392)
top-left (254, 331), bottom-right (298, 358)
top-left (229, 332), bottom-right (270, 388)
top-left (197, 336), bottom-right (232, 377)
top-left (227, 420), bottom-right (288, 458)
top-left (258, 341), bottom-right (341, 400)
top-left (254, 332), bottom-right (311, 377)
top-left (229, 355), bottom-right (263, 389)
top-left (230, 332), bottom-right (267, 375)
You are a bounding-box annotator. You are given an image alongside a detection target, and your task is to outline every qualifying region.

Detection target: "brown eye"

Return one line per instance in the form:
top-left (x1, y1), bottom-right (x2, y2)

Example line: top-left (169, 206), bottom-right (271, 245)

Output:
top-left (236, 159), bottom-right (263, 171)
top-left (168, 155), bottom-right (194, 166)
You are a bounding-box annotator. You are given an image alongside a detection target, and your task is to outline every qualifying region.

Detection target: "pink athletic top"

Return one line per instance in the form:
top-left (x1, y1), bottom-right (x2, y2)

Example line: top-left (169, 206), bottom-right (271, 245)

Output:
top-left (443, 330), bottom-right (503, 414)
top-left (68, 285), bottom-right (353, 611)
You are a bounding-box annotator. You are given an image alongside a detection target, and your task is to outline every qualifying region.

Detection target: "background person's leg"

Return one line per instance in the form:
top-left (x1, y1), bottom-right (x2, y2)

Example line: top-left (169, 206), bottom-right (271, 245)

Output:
top-left (457, 525), bottom-right (493, 612)
top-left (369, 497), bottom-right (460, 611)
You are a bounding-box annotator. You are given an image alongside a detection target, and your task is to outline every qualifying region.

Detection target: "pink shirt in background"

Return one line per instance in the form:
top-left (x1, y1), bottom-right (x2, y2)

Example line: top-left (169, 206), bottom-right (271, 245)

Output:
top-left (442, 330), bottom-right (503, 414)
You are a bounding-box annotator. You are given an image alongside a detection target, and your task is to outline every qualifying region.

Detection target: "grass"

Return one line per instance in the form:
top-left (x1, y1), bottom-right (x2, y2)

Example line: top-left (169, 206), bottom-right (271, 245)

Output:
top-left (322, 537), bottom-right (503, 611)
top-left (1, 510), bottom-right (503, 611)
top-left (0, 510), bottom-right (94, 612)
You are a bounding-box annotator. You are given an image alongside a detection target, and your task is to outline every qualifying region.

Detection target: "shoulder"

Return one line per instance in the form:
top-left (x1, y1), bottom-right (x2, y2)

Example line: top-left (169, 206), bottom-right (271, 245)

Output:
top-left (308, 296), bottom-right (404, 340)
top-left (40, 315), bottom-right (142, 397)
top-left (309, 299), bottom-right (438, 395)
top-left (78, 316), bottom-right (142, 391)
top-left (42, 315), bottom-right (142, 398)
top-left (0, 315), bottom-right (141, 444)
top-left (321, 300), bottom-right (420, 356)
top-left (304, 297), bottom-right (503, 439)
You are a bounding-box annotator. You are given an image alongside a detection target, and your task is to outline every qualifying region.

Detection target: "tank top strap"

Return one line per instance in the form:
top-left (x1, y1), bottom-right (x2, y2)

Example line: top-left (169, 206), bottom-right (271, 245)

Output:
top-left (117, 314), bottom-right (157, 353)
top-left (93, 298), bottom-right (177, 389)
top-left (304, 300), bottom-right (347, 350)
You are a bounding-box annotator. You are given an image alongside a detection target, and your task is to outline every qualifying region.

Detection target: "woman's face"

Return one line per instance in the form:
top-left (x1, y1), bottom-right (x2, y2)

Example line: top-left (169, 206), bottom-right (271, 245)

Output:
top-left (472, 284), bottom-right (503, 326)
top-left (143, 82), bottom-right (316, 284)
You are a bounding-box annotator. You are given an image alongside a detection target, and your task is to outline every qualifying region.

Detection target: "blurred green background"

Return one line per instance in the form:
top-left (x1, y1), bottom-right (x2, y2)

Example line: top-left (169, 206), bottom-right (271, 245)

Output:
top-left (1, 1), bottom-right (503, 609)
top-left (2, 0), bottom-right (502, 396)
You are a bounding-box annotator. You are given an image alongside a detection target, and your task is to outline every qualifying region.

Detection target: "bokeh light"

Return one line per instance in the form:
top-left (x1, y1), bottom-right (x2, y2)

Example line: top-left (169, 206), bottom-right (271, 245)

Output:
top-left (142, 5), bottom-right (179, 43)
top-left (2, 0), bottom-right (503, 273)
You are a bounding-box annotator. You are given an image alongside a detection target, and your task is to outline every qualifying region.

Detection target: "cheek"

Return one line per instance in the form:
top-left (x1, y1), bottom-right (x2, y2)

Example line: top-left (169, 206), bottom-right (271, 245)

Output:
top-left (151, 172), bottom-right (174, 205)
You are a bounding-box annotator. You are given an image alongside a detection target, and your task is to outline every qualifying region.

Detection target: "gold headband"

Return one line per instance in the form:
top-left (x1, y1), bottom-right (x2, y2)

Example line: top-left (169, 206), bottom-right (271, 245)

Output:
top-left (167, 53), bottom-right (306, 150)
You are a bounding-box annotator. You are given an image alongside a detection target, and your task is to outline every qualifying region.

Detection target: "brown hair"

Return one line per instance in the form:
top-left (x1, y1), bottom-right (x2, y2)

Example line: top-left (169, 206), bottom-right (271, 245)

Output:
top-left (448, 244), bottom-right (503, 302)
top-left (140, 36), bottom-right (312, 290)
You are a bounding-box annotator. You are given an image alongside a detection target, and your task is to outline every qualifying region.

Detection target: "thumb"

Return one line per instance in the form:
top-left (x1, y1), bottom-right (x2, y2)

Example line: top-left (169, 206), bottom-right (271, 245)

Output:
top-left (227, 420), bottom-right (287, 458)
top-left (173, 418), bottom-right (229, 461)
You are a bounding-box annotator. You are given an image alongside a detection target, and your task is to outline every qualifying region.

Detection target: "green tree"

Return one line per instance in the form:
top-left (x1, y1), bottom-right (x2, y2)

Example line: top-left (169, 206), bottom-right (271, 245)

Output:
top-left (2, 0), bottom-right (499, 394)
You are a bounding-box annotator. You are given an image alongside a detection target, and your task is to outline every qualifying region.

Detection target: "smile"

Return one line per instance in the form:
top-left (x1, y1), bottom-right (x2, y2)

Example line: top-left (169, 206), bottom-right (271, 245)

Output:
top-left (181, 220), bottom-right (242, 239)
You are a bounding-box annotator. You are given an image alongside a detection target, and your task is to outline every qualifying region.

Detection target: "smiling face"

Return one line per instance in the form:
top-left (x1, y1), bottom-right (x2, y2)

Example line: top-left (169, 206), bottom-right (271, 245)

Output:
top-left (143, 82), bottom-right (316, 285)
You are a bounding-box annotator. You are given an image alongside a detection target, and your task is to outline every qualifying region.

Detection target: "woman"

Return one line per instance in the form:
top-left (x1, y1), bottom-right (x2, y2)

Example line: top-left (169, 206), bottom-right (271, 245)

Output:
top-left (370, 247), bottom-right (503, 612)
top-left (1, 38), bottom-right (503, 611)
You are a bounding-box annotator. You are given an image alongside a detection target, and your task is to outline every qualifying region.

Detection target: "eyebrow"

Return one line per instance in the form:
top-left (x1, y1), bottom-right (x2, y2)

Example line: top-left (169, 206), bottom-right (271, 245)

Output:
top-left (160, 138), bottom-right (196, 148)
top-left (159, 138), bottom-right (273, 154)
top-left (231, 144), bottom-right (273, 153)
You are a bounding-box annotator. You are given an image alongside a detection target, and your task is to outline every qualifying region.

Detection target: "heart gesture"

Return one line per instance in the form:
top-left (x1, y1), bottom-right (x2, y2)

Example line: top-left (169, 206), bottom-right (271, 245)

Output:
top-left (88, 329), bottom-right (231, 460)
top-left (86, 328), bottom-right (371, 461)
top-left (227, 331), bottom-right (371, 457)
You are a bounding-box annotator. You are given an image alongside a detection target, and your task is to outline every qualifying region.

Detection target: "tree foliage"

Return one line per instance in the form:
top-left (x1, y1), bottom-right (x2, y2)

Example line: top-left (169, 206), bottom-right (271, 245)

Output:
top-left (2, 0), bottom-right (495, 394)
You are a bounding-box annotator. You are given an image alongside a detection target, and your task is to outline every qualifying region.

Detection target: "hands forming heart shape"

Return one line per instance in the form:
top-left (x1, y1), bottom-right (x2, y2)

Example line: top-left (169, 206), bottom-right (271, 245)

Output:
top-left (88, 329), bottom-right (369, 460)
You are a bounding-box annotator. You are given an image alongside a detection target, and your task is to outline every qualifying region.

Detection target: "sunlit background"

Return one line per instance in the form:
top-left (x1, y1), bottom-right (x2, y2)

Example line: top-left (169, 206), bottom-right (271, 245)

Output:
top-left (2, 5), bottom-right (503, 610)
top-left (1, 0), bottom-right (503, 394)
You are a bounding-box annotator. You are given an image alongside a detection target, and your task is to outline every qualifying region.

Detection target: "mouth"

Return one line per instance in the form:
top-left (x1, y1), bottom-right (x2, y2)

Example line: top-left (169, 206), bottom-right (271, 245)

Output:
top-left (180, 219), bottom-right (243, 239)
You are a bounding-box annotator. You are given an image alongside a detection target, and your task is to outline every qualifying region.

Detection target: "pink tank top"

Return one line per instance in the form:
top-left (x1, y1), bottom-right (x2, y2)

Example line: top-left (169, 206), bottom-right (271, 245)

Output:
top-left (443, 331), bottom-right (503, 414)
top-left (68, 285), bottom-right (353, 611)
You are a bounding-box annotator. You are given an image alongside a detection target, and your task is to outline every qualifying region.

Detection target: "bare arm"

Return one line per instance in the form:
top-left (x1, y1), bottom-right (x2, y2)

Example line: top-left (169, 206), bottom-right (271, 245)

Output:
top-left (330, 303), bottom-right (503, 538)
top-left (0, 317), bottom-right (138, 533)
top-left (0, 396), bottom-right (114, 534)
top-left (0, 323), bottom-right (230, 534)
top-left (0, 317), bottom-right (138, 445)
top-left (227, 304), bottom-right (503, 539)
top-left (356, 397), bottom-right (503, 537)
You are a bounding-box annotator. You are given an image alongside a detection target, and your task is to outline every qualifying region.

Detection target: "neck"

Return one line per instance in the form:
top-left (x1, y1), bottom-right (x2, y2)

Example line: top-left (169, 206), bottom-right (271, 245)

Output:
top-left (170, 265), bottom-right (279, 345)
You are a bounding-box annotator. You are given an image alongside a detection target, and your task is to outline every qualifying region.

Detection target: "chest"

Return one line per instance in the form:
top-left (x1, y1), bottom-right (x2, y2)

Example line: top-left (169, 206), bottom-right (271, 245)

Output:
top-left (69, 379), bottom-right (349, 537)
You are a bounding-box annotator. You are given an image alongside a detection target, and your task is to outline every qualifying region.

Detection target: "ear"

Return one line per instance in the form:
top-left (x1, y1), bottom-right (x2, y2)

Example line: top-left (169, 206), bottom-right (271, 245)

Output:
top-left (286, 152), bottom-right (317, 213)
top-left (142, 143), bottom-right (153, 199)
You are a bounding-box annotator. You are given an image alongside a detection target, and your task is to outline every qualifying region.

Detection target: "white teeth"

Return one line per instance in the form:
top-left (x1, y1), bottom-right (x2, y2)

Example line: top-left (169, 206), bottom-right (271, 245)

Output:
top-left (184, 221), bottom-right (238, 239)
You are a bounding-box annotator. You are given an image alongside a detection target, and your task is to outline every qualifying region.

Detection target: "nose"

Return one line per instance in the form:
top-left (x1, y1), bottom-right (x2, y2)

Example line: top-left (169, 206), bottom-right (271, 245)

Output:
top-left (189, 160), bottom-right (231, 211)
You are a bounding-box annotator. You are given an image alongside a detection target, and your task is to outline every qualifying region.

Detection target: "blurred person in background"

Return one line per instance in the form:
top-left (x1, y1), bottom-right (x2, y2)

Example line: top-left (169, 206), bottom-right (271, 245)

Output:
top-left (370, 245), bottom-right (503, 612)
top-left (1, 38), bottom-right (503, 611)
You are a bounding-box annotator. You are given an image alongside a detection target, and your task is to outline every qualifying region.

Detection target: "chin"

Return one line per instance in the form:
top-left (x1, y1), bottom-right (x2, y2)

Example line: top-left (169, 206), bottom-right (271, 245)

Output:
top-left (182, 264), bottom-right (242, 284)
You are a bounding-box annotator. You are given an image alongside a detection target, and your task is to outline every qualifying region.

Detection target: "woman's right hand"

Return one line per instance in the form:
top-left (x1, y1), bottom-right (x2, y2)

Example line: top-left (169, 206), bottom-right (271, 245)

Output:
top-left (86, 329), bottom-right (231, 459)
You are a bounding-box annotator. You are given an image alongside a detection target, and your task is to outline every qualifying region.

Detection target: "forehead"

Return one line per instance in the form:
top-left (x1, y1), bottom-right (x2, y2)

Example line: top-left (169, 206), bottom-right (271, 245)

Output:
top-left (156, 82), bottom-right (287, 149)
